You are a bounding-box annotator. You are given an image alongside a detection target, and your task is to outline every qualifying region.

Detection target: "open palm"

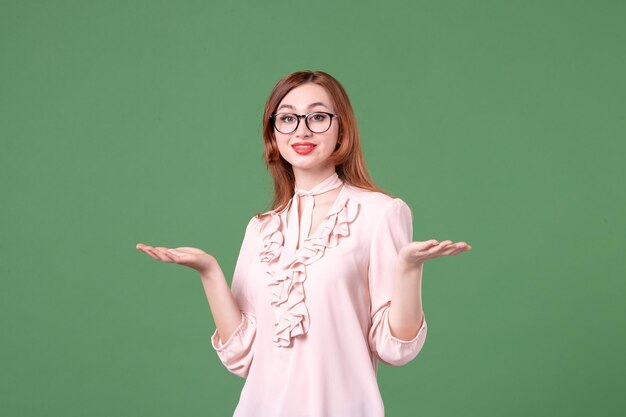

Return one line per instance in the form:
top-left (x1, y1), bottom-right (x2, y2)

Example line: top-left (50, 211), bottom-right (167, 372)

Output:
top-left (399, 239), bottom-right (472, 267)
top-left (135, 243), bottom-right (216, 274)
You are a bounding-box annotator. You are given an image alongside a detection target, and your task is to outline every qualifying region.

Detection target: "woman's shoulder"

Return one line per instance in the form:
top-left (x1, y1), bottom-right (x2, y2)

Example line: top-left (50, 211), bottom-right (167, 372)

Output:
top-left (343, 184), bottom-right (406, 210)
top-left (248, 207), bottom-right (280, 233)
top-left (344, 184), bottom-right (413, 228)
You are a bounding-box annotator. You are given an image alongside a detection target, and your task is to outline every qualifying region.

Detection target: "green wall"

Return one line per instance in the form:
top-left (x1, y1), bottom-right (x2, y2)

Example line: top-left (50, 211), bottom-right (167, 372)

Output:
top-left (1, 0), bottom-right (624, 416)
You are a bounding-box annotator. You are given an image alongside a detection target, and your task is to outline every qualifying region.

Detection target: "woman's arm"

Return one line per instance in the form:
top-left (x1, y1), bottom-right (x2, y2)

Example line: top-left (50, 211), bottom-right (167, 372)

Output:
top-left (368, 198), bottom-right (427, 366)
top-left (207, 216), bottom-right (258, 378)
top-left (388, 261), bottom-right (424, 341)
top-left (200, 262), bottom-right (245, 344)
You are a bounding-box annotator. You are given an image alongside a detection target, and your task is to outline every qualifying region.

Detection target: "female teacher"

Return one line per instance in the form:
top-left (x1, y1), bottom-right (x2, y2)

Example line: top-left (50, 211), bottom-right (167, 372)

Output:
top-left (136, 69), bottom-right (472, 417)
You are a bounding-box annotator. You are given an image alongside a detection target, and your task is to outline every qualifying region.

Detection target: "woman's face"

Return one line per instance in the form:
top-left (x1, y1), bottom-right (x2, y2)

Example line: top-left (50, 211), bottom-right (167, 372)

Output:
top-left (274, 83), bottom-right (339, 173)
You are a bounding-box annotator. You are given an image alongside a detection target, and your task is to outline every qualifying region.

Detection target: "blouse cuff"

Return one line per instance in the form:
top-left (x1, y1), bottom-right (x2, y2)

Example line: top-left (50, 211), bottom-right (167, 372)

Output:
top-left (211, 312), bottom-right (256, 351)
top-left (210, 312), bottom-right (257, 378)
top-left (377, 307), bottom-right (427, 366)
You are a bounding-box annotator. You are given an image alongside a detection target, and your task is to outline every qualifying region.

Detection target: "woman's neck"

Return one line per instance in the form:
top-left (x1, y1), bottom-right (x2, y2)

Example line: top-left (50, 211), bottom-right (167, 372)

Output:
top-left (293, 167), bottom-right (337, 191)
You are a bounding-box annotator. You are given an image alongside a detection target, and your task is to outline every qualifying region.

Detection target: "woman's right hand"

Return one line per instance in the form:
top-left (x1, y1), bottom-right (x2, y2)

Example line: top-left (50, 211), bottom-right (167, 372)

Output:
top-left (135, 243), bottom-right (217, 276)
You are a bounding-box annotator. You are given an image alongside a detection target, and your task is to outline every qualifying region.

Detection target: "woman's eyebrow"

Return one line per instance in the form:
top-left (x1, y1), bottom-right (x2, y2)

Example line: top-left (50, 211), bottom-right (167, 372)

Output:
top-left (278, 102), bottom-right (330, 111)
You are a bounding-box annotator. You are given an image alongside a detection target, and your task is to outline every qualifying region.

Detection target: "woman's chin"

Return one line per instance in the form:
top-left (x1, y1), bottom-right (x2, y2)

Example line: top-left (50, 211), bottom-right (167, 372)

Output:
top-left (291, 162), bottom-right (337, 175)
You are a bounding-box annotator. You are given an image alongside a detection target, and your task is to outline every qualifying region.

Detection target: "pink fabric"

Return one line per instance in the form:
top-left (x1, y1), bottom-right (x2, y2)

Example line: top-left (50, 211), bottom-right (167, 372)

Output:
top-left (211, 173), bottom-right (427, 417)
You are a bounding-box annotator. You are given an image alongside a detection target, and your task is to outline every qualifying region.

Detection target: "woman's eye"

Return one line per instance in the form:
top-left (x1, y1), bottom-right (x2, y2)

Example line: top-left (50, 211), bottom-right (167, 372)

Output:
top-left (281, 116), bottom-right (295, 122)
top-left (311, 113), bottom-right (327, 121)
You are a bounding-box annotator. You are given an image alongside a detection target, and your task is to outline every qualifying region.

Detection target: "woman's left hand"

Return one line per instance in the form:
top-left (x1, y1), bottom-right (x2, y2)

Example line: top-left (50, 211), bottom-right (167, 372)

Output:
top-left (398, 240), bottom-right (472, 268)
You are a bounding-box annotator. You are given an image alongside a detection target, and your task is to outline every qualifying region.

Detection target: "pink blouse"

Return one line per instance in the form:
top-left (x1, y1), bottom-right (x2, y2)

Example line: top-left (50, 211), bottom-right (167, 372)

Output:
top-left (211, 173), bottom-right (428, 417)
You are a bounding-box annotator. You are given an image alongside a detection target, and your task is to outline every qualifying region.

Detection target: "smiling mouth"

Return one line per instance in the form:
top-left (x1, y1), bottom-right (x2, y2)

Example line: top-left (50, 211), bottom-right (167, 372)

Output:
top-left (292, 143), bottom-right (317, 154)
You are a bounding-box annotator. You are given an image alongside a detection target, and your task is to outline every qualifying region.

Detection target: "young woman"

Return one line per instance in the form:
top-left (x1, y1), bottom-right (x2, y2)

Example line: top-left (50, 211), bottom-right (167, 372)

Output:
top-left (136, 70), bottom-right (471, 417)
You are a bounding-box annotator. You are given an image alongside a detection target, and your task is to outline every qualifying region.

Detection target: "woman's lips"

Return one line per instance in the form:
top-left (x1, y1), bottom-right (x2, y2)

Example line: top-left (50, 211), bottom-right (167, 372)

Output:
top-left (292, 144), bottom-right (317, 155)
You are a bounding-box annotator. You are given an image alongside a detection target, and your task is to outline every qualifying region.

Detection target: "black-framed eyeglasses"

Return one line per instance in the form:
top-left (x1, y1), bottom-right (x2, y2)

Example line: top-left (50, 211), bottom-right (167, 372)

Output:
top-left (270, 112), bottom-right (339, 134)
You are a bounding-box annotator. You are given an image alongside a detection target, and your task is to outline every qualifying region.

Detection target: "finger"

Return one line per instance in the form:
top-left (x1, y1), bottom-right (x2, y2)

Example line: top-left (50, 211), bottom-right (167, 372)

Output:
top-left (146, 247), bottom-right (167, 260)
top-left (156, 247), bottom-right (179, 262)
top-left (429, 240), bottom-right (457, 257)
top-left (152, 247), bottom-right (176, 262)
top-left (442, 246), bottom-right (463, 256)
top-left (142, 245), bottom-right (170, 262)
top-left (167, 249), bottom-right (188, 260)
top-left (454, 242), bottom-right (472, 251)
top-left (140, 247), bottom-right (161, 261)
top-left (426, 241), bottom-right (446, 253)
top-left (446, 244), bottom-right (471, 256)
top-left (413, 240), bottom-right (438, 250)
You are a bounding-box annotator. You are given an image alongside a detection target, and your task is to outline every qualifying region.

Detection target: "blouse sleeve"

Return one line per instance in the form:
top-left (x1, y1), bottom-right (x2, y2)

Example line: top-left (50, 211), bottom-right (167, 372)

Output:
top-left (210, 216), bottom-right (258, 378)
top-left (368, 198), bottom-right (428, 367)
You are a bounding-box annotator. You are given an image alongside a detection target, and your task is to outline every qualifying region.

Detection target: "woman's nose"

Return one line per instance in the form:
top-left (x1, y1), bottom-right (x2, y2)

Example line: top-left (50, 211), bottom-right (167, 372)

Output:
top-left (295, 116), bottom-right (312, 137)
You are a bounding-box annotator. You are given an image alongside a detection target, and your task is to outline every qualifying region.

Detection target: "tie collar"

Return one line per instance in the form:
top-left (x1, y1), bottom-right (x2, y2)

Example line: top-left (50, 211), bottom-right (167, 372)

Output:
top-left (293, 171), bottom-right (343, 197)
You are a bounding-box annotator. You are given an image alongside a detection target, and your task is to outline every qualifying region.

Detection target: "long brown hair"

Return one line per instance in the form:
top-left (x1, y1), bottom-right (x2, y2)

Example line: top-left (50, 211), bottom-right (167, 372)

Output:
top-left (256, 70), bottom-right (394, 219)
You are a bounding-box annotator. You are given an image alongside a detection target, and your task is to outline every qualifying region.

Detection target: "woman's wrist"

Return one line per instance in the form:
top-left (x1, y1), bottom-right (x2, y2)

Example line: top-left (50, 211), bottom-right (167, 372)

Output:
top-left (199, 258), bottom-right (221, 281)
top-left (397, 258), bottom-right (424, 274)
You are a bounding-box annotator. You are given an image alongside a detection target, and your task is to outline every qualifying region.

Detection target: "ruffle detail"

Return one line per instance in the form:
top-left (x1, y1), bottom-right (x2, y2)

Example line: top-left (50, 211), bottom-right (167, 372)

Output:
top-left (258, 189), bottom-right (360, 347)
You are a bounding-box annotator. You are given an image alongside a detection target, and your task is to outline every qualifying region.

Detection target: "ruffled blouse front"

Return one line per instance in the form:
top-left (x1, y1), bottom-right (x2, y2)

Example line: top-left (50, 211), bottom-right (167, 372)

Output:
top-left (211, 175), bottom-right (428, 417)
top-left (259, 181), bottom-right (360, 348)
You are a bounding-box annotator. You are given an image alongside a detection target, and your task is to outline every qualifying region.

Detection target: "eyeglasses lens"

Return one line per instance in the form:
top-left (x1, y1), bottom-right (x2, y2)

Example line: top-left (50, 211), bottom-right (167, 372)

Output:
top-left (274, 113), bottom-right (332, 134)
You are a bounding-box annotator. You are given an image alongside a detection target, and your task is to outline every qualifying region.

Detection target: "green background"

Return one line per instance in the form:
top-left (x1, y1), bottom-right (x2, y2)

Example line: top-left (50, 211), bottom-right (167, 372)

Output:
top-left (1, 0), bottom-right (624, 416)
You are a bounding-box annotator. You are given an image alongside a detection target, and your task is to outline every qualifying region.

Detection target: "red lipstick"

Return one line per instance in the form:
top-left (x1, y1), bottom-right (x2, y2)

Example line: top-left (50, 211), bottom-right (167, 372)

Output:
top-left (292, 142), bottom-right (317, 155)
